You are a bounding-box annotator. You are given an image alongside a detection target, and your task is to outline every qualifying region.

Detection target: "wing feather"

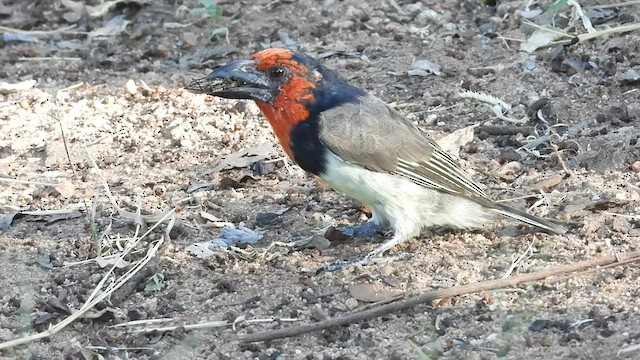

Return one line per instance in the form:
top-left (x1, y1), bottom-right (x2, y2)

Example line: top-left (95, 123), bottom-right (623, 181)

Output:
top-left (318, 94), bottom-right (491, 204)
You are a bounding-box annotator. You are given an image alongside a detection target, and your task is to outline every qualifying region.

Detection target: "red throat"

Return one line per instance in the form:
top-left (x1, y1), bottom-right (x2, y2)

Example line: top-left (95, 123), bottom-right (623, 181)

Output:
top-left (255, 76), bottom-right (315, 160)
top-left (248, 48), bottom-right (317, 161)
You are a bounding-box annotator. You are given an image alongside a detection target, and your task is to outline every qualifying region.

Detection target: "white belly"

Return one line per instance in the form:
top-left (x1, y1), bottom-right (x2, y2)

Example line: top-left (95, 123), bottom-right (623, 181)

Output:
top-left (320, 151), bottom-right (493, 240)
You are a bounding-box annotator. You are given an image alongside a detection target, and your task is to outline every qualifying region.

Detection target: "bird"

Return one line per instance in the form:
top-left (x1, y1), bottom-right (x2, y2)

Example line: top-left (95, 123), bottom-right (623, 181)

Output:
top-left (185, 48), bottom-right (567, 264)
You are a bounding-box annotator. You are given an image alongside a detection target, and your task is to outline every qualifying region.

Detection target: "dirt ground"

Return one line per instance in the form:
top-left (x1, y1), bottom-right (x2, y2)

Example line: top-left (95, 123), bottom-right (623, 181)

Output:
top-left (1, 0), bottom-right (640, 359)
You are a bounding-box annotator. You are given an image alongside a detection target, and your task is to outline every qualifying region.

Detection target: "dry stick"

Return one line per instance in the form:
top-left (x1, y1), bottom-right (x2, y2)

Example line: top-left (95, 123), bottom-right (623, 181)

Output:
top-left (548, 256), bottom-right (640, 284)
top-left (0, 212), bottom-right (175, 350)
top-left (476, 125), bottom-right (534, 137)
top-left (239, 251), bottom-right (640, 343)
top-left (551, 143), bottom-right (574, 177)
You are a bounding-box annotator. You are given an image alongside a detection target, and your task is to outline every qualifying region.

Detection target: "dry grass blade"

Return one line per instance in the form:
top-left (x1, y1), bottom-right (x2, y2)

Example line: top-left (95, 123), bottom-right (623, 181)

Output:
top-left (17, 57), bottom-right (82, 62)
top-left (0, 24), bottom-right (78, 35)
top-left (502, 239), bottom-right (536, 278)
top-left (618, 343), bottom-right (640, 355)
top-left (588, 0), bottom-right (640, 9)
top-left (523, 19), bottom-right (640, 49)
top-left (0, 147), bottom-right (177, 350)
top-left (239, 250), bottom-right (640, 343)
top-left (0, 211), bottom-right (174, 350)
top-left (0, 177), bottom-right (58, 187)
top-left (120, 317), bottom-right (299, 334)
top-left (85, 146), bottom-right (174, 227)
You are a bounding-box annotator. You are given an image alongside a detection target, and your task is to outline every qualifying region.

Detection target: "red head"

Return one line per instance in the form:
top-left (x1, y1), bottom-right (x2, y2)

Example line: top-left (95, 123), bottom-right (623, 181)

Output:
top-left (186, 48), bottom-right (333, 157)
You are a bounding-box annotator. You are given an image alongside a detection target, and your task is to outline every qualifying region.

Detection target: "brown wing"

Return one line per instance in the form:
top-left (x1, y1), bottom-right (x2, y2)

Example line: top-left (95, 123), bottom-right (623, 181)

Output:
top-left (318, 94), bottom-right (491, 204)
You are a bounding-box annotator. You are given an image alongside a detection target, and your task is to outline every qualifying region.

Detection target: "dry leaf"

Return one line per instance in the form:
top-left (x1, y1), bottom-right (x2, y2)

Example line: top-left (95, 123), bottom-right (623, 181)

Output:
top-left (530, 174), bottom-right (563, 191)
top-left (212, 143), bottom-right (276, 172)
top-left (436, 125), bottom-right (477, 158)
top-left (494, 161), bottom-right (522, 180)
top-left (55, 180), bottom-right (75, 198)
top-left (348, 283), bottom-right (401, 303)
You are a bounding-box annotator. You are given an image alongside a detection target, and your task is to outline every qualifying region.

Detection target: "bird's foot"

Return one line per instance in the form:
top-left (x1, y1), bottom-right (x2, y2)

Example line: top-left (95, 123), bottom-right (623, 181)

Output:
top-left (336, 222), bottom-right (379, 238)
top-left (315, 251), bottom-right (409, 274)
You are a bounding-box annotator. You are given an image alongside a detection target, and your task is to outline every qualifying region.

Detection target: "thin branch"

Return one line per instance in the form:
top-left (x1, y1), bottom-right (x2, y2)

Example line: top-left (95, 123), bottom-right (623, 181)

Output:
top-left (239, 251), bottom-right (640, 343)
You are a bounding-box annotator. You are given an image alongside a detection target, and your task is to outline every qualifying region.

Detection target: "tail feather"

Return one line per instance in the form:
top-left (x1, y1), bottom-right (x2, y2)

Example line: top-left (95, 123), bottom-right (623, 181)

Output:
top-left (492, 203), bottom-right (568, 235)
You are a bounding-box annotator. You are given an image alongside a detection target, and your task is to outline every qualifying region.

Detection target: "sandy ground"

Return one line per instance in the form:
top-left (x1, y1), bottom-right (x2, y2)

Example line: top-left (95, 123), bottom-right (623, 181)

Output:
top-left (1, 0), bottom-right (640, 359)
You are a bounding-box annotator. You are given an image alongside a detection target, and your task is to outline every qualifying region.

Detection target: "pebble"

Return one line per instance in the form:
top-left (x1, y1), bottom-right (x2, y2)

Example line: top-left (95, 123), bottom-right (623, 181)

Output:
top-left (379, 264), bottom-right (394, 277)
top-left (529, 319), bottom-right (551, 331)
top-left (125, 79), bottom-right (137, 95)
top-left (344, 297), bottom-right (359, 310)
top-left (331, 20), bottom-right (354, 29)
top-left (631, 160), bottom-right (640, 173)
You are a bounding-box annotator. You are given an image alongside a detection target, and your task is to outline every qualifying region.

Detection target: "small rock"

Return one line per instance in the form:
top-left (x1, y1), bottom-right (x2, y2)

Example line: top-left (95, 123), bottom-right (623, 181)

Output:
top-left (612, 217), bottom-right (631, 233)
top-left (630, 161), bottom-right (640, 173)
top-left (415, 9), bottom-right (441, 26)
top-left (564, 332), bottom-right (581, 342)
top-left (523, 58), bottom-right (536, 71)
top-left (379, 264), bottom-right (394, 277)
top-left (310, 305), bottom-right (329, 321)
top-left (405, 3), bottom-right (423, 13)
top-left (494, 161), bottom-right (522, 180)
top-left (62, 11), bottom-right (82, 23)
top-left (255, 212), bottom-right (281, 226)
top-left (540, 336), bottom-right (553, 347)
top-left (182, 32), bottom-right (199, 48)
top-left (529, 319), bottom-right (551, 332)
top-left (125, 79), bottom-right (137, 95)
top-left (600, 329), bottom-right (615, 337)
top-left (348, 283), bottom-right (400, 303)
top-left (324, 227), bottom-right (349, 243)
top-left (408, 59), bottom-right (442, 76)
top-left (332, 20), bottom-right (354, 29)
top-left (0, 328), bottom-right (14, 342)
top-left (300, 289), bottom-right (318, 304)
top-left (144, 297), bottom-right (158, 314)
top-left (344, 297), bottom-right (359, 310)
top-left (619, 68), bottom-right (640, 85)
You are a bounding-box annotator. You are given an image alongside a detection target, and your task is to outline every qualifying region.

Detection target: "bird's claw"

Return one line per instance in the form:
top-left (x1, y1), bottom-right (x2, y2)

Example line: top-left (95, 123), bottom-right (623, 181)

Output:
top-left (337, 222), bottom-right (379, 238)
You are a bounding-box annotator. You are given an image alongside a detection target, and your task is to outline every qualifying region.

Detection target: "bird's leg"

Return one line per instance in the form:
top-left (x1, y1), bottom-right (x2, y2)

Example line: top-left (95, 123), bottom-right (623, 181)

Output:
top-left (316, 233), bottom-right (412, 273)
top-left (317, 214), bottom-right (419, 272)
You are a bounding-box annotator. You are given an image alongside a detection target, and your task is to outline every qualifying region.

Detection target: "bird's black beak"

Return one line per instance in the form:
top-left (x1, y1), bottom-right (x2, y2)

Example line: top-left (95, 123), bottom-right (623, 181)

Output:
top-left (185, 59), bottom-right (275, 104)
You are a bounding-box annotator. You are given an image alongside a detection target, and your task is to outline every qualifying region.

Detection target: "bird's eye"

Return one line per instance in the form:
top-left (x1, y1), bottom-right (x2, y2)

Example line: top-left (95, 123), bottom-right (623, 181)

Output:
top-left (268, 66), bottom-right (287, 79)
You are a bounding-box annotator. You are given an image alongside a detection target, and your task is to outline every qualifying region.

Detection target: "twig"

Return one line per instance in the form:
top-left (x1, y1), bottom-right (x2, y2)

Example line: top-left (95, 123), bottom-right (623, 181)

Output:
top-left (618, 343), bottom-right (640, 355)
top-left (0, 147), bottom-right (176, 350)
top-left (476, 125), bottom-right (533, 137)
top-left (548, 256), bottom-right (640, 284)
top-left (525, 20), bottom-right (640, 46)
top-left (0, 24), bottom-right (78, 35)
top-left (109, 318), bottom-right (176, 328)
top-left (0, 177), bottom-right (58, 187)
top-left (18, 57), bottom-right (82, 62)
top-left (551, 143), bottom-right (574, 177)
top-left (602, 211), bottom-right (640, 220)
top-left (126, 317), bottom-right (300, 334)
top-left (0, 213), bottom-right (172, 350)
top-left (588, 0), bottom-right (640, 9)
top-left (502, 240), bottom-right (536, 278)
top-left (458, 90), bottom-right (527, 124)
top-left (239, 250), bottom-right (640, 343)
